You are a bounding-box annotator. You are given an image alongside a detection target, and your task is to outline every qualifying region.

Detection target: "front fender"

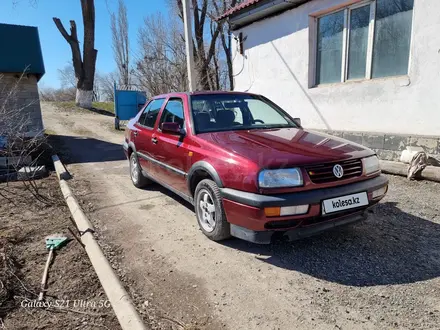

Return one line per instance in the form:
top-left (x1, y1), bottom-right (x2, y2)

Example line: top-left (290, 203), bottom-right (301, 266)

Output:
top-left (187, 161), bottom-right (223, 193)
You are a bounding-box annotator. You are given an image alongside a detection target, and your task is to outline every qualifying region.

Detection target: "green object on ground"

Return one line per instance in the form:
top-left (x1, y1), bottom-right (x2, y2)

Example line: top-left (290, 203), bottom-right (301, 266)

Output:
top-left (45, 234), bottom-right (68, 250)
top-left (39, 234), bottom-right (68, 301)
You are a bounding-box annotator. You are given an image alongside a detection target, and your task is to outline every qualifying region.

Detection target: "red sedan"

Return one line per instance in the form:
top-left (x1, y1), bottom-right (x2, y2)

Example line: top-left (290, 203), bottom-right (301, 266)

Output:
top-left (123, 92), bottom-right (388, 244)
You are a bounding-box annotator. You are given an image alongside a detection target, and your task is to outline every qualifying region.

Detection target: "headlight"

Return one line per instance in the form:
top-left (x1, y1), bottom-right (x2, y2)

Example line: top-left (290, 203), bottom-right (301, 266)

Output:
top-left (258, 168), bottom-right (303, 188)
top-left (362, 156), bottom-right (380, 174)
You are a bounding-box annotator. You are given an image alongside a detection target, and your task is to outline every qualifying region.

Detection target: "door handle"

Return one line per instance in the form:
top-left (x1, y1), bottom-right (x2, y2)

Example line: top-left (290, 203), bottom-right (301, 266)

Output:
top-left (151, 137), bottom-right (158, 144)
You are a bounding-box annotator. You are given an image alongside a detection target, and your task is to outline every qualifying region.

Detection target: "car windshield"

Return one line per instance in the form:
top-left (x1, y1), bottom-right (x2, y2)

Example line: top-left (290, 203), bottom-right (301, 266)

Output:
top-left (190, 94), bottom-right (297, 133)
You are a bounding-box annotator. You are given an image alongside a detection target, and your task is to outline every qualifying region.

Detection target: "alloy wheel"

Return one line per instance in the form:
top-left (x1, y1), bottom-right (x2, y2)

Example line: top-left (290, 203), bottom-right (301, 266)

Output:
top-left (197, 189), bottom-right (216, 233)
top-left (130, 155), bottom-right (139, 184)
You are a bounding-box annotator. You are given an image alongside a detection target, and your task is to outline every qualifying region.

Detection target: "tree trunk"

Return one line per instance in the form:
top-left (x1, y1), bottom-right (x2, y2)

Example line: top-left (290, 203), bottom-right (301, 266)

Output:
top-left (220, 26), bottom-right (233, 90)
top-left (53, 0), bottom-right (97, 109)
top-left (76, 89), bottom-right (94, 107)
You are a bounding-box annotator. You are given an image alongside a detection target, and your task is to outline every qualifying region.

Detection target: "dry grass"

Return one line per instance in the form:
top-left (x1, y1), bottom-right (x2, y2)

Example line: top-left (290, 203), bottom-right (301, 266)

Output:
top-left (92, 102), bottom-right (114, 113)
top-left (52, 101), bottom-right (114, 114)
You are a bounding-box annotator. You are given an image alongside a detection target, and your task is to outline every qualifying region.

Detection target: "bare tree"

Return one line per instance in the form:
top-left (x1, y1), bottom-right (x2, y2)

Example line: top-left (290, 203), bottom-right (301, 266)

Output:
top-left (39, 86), bottom-right (57, 101)
top-left (134, 13), bottom-right (187, 95)
top-left (133, 0), bottom-right (235, 94)
top-left (39, 86), bottom-right (76, 102)
top-left (214, 0), bottom-right (237, 90)
top-left (175, 0), bottom-right (221, 90)
top-left (35, 65), bottom-right (78, 102)
top-left (53, 0), bottom-right (97, 109)
top-left (40, 75), bottom-right (104, 103)
top-left (111, 0), bottom-right (130, 88)
top-left (173, 0), bottom-right (236, 91)
top-left (58, 64), bottom-right (76, 89)
top-left (93, 77), bottom-right (101, 102)
top-left (97, 72), bottom-right (117, 101)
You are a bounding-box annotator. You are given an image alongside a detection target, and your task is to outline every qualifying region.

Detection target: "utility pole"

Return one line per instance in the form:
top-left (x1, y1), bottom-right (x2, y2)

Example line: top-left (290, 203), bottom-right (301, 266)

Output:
top-left (182, 0), bottom-right (197, 92)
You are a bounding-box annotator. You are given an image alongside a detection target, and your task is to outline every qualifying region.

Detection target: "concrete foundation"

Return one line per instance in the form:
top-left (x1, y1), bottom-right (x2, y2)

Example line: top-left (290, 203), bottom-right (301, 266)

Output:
top-left (323, 130), bottom-right (439, 161)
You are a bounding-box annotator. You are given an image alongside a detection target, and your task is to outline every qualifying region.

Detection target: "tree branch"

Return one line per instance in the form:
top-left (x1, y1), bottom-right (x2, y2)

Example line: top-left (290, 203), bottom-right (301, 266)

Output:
top-left (176, 0), bottom-right (183, 20)
top-left (206, 26), bottom-right (221, 65)
top-left (69, 20), bottom-right (79, 43)
top-left (53, 17), bottom-right (83, 88)
top-left (53, 18), bottom-right (73, 43)
top-left (199, 0), bottom-right (208, 32)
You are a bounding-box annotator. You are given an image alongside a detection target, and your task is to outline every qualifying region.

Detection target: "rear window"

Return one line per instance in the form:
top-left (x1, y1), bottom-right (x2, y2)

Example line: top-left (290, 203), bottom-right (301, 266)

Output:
top-left (139, 98), bottom-right (165, 128)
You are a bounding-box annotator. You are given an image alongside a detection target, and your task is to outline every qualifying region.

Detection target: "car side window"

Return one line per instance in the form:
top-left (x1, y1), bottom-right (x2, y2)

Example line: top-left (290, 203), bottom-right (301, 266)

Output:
top-left (140, 98), bottom-right (165, 128)
top-left (138, 102), bottom-right (153, 125)
top-left (158, 98), bottom-right (185, 129)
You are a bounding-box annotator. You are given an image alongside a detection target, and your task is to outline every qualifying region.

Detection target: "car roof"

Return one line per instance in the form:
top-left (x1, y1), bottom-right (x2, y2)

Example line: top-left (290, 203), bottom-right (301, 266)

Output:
top-left (151, 90), bottom-right (260, 99)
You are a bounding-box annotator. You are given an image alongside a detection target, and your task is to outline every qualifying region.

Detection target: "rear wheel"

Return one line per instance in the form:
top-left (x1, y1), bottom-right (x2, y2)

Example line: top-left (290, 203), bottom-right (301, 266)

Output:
top-left (129, 152), bottom-right (151, 188)
top-left (194, 179), bottom-right (231, 241)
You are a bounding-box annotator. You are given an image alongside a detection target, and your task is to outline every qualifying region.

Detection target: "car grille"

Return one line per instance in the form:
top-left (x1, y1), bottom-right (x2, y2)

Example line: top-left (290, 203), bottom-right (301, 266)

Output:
top-left (306, 159), bottom-right (363, 184)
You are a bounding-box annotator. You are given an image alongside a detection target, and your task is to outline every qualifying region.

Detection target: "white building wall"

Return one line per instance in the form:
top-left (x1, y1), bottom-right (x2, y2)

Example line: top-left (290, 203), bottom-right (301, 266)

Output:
top-left (232, 0), bottom-right (440, 136)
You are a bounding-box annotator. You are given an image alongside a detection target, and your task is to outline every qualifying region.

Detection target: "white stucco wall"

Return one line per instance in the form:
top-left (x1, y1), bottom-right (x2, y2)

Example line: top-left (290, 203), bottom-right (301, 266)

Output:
top-left (232, 0), bottom-right (440, 136)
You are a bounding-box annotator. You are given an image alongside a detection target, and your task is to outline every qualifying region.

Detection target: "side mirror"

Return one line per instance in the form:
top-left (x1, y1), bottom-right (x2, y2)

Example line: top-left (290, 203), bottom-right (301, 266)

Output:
top-left (161, 122), bottom-right (183, 135)
top-left (293, 117), bottom-right (302, 127)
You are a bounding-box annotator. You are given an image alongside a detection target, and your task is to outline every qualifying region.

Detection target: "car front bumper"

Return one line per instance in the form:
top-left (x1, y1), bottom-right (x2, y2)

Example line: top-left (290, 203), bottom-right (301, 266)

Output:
top-left (220, 175), bottom-right (388, 244)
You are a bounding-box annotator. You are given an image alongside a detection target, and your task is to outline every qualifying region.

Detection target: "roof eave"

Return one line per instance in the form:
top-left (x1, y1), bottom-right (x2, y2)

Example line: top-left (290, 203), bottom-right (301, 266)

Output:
top-left (225, 0), bottom-right (312, 31)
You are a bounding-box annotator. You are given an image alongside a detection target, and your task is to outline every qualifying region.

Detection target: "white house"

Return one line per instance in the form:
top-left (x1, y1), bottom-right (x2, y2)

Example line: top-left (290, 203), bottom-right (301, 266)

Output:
top-left (220, 0), bottom-right (439, 160)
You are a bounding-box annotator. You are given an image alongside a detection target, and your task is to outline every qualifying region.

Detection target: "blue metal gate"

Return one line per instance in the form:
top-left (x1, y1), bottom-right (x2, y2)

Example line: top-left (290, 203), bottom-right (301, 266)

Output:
top-left (113, 83), bottom-right (147, 129)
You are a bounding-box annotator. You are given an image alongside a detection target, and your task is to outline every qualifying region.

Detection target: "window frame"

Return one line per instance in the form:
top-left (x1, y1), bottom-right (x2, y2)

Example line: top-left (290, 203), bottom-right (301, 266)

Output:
top-left (137, 101), bottom-right (153, 127)
top-left (311, 0), bottom-right (413, 86)
top-left (137, 98), bottom-right (166, 129)
top-left (157, 97), bottom-right (185, 132)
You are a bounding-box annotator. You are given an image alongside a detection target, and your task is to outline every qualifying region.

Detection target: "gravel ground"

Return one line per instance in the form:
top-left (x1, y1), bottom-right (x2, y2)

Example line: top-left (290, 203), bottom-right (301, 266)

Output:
top-left (42, 102), bottom-right (440, 330)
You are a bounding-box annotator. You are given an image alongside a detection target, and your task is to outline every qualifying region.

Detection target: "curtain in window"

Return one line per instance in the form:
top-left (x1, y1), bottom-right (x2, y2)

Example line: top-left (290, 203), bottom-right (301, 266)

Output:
top-left (347, 5), bottom-right (370, 80)
top-left (372, 0), bottom-right (414, 78)
top-left (316, 11), bottom-right (344, 84)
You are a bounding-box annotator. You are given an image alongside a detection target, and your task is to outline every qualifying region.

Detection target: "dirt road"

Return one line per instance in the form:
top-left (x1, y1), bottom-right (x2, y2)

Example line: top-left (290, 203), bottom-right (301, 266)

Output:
top-left (42, 102), bottom-right (440, 330)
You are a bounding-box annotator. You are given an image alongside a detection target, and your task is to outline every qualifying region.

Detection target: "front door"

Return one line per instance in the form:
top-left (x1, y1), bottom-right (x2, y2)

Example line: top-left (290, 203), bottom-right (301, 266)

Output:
top-left (152, 97), bottom-right (191, 196)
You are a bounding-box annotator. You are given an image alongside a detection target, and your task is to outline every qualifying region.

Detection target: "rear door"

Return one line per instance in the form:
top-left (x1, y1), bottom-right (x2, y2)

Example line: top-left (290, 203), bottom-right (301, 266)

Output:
top-left (152, 97), bottom-right (191, 195)
top-left (133, 98), bottom-right (166, 178)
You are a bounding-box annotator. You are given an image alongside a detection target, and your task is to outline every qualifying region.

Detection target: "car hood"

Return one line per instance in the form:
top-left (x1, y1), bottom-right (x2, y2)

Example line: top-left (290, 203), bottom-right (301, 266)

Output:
top-left (197, 128), bottom-right (373, 168)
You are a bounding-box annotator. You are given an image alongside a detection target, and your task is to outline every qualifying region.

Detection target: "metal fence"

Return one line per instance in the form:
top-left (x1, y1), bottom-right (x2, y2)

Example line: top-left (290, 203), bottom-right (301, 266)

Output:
top-left (113, 83), bottom-right (147, 130)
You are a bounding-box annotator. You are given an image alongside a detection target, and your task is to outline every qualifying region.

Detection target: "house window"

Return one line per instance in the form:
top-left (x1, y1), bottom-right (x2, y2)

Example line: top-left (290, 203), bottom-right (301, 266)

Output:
top-left (315, 0), bottom-right (414, 85)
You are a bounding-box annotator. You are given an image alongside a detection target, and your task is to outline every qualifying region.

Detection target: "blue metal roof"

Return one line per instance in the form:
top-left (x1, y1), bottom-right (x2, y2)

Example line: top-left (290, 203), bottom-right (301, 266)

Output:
top-left (0, 23), bottom-right (45, 80)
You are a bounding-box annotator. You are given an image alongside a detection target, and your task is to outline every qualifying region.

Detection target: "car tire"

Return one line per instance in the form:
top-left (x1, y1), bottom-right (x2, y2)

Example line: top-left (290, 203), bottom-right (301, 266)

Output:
top-left (129, 152), bottom-right (151, 188)
top-left (194, 179), bottom-right (231, 241)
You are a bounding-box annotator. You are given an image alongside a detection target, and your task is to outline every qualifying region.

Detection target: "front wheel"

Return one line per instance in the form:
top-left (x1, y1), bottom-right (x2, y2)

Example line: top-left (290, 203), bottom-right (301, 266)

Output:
top-left (194, 179), bottom-right (231, 241)
top-left (129, 152), bottom-right (151, 188)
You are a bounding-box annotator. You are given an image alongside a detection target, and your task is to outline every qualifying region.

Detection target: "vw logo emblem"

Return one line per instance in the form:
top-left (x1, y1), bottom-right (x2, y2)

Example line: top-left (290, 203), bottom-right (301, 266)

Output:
top-left (333, 164), bottom-right (344, 178)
